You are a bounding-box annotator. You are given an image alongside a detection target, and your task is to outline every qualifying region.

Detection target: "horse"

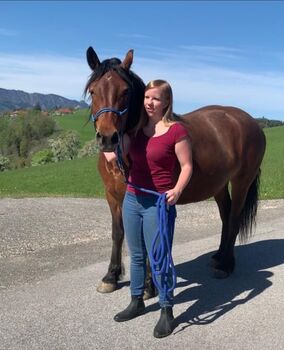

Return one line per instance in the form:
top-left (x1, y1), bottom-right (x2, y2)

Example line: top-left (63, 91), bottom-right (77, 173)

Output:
top-left (85, 47), bottom-right (266, 297)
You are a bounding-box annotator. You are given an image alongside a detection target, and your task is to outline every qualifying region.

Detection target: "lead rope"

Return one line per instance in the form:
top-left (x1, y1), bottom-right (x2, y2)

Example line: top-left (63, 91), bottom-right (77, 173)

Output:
top-left (115, 140), bottom-right (177, 298)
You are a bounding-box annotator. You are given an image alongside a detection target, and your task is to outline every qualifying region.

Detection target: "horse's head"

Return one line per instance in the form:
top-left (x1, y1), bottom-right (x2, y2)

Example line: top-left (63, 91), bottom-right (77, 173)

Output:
top-left (85, 47), bottom-right (145, 152)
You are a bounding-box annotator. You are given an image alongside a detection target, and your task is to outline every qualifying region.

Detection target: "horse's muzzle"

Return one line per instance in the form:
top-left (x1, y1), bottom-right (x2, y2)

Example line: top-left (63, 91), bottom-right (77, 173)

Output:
top-left (96, 131), bottom-right (119, 152)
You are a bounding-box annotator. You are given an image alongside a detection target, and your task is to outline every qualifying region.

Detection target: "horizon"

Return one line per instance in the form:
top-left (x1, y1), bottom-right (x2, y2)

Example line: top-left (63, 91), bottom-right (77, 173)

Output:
top-left (0, 1), bottom-right (283, 120)
top-left (1, 86), bottom-right (283, 123)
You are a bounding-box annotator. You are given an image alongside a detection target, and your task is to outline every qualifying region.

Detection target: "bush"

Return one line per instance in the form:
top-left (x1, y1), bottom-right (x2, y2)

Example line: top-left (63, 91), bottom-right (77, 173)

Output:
top-left (78, 139), bottom-right (99, 158)
top-left (8, 156), bottom-right (27, 169)
top-left (29, 112), bottom-right (56, 139)
top-left (0, 155), bottom-right (10, 172)
top-left (0, 111), bottom-right (56, 162)
top-left (31, 149), bottom-right (54, 166)
top-left (48, 130), bottom-right (80, 162)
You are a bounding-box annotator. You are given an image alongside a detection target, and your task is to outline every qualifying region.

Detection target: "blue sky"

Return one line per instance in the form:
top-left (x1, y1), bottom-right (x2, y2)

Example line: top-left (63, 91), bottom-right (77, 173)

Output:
top-left (0, 1), bottom-right (283, 120)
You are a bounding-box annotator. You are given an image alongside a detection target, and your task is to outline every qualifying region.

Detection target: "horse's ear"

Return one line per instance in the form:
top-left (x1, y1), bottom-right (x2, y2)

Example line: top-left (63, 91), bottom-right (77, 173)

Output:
top-left (121, 49), bottom-right (134, 71)
top-left (86, 46), bottom-right (100, 71)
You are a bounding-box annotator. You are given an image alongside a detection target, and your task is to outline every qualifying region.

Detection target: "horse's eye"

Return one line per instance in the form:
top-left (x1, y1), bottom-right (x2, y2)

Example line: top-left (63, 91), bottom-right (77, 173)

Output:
top-left (90, 90), bottom-right (95, 96)
top-left (121, 89), bottom-right (130, 101)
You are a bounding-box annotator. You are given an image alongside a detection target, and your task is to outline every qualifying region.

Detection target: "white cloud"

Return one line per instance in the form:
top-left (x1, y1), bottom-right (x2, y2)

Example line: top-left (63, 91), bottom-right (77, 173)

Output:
top-left (179, 45), bottom-right (244, 60)
top-left (116, 33), bottom-right (152, 40)
top-left (0, 53), bottom-right (90, 100)
top-left (0, 48), bottom-right (283, 119)
top-left (133, 52), bottom-right (284, 119)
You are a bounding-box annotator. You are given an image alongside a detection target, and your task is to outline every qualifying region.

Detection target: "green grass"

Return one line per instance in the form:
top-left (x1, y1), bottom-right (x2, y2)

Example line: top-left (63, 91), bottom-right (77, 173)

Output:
top-left (0, 125), bottom-right (283, 199)
top-left (261, 125), bottom-right (284, 199)
top-left (54, 109), bottom-right (96, 145)
top-left (0, 156), bottom-right (105, 198)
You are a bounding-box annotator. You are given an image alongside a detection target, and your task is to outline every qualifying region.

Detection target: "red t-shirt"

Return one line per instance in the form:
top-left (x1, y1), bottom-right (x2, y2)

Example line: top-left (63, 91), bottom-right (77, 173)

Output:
top-left (127, 123), bottom-right (188, 194)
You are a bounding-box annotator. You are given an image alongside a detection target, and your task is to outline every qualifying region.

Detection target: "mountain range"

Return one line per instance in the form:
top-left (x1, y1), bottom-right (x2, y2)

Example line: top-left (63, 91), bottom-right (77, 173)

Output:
top-left (0, 88), bottom-right (88, 112)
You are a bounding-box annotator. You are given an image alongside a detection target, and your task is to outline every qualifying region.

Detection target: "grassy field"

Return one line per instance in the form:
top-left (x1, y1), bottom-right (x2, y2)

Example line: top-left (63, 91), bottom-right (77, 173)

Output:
top-left (0, 124), bottom-right (283, 199)
top-left (261, 125), bottom-right (284, 199)
top-left (0, 156), bottom-right (105, 198)
top-left (54, 109), bottom-right (95, 145)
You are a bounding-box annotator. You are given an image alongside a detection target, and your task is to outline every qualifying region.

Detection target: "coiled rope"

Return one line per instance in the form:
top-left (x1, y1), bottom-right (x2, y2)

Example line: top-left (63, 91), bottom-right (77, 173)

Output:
top-left (116, 144), bottom-right (177, 298)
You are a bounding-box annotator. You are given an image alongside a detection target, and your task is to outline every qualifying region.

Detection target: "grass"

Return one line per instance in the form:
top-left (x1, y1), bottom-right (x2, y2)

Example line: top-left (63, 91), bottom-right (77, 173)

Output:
top-left (0, 156), bottom-right (105, 198)
top-left (0, 125), bottom-right (283, 199)
top-left (261, 125), bottom-right (284, 199)
top-left (54, 109), bottom-right (95, 145)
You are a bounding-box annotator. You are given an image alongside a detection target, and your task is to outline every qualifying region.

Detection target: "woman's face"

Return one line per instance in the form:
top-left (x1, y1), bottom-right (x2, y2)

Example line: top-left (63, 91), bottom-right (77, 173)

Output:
top-left (144, 87), bottom-right (168, 120)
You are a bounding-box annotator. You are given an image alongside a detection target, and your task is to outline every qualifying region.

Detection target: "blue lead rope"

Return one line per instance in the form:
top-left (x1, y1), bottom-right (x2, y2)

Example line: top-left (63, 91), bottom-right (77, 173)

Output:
top-left (124, 181), bottom-right (177, 298)
top-left (116, 142), bottom-right (177, 298)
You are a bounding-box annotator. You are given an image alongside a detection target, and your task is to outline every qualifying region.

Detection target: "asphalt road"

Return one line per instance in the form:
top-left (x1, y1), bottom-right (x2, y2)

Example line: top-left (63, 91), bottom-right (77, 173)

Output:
top-left (0, 198), bottom-right (283, 349)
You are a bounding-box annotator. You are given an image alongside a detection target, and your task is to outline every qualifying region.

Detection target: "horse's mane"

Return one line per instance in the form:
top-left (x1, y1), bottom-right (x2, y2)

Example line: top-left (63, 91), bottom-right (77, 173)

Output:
top-left (84, 57), bottom-right (145, 132)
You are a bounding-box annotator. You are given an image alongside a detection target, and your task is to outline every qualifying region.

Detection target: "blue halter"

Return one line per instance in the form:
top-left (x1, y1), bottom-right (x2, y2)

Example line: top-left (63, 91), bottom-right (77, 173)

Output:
top-left (91, 107), bottom-right (128, 122)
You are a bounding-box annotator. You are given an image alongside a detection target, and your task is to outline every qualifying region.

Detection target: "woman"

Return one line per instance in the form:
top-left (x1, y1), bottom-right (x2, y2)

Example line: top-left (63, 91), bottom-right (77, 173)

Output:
top-left (104, 80), bottom-right (193, 338)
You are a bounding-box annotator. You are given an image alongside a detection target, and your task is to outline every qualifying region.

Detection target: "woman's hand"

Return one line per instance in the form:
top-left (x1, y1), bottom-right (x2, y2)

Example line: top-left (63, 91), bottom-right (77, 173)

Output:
top-left (103, 151), bottom-right (117, 162)
top-left (165, 188), bottom-right (182, 205)
top-left (103, 133), bottom-right (131, 162)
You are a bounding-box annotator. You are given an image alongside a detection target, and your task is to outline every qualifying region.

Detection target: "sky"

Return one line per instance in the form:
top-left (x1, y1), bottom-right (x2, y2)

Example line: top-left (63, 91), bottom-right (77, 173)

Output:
top-left (0, 1), bottom-right (283, 120)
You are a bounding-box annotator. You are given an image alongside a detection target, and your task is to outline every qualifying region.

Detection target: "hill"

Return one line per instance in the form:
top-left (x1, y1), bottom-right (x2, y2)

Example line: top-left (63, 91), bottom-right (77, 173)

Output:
top-left (0, 88), bottom-right (88, 112)
top-left (255, 117), bottom-right (283, 128)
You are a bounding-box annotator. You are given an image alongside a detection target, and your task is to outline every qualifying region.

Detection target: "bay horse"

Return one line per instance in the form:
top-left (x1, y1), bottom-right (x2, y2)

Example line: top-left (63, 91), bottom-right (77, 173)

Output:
top-left (85, 47), bottom-right (266, 297)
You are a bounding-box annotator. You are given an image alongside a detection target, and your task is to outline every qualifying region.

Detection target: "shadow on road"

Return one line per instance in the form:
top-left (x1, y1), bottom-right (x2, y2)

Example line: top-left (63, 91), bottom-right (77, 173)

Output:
top-left (171, 239), bottom-right (284, 334)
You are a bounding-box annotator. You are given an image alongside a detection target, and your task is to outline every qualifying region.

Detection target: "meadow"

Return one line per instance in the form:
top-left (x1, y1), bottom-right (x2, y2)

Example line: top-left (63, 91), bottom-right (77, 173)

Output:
top-left (260, 125), bottom-right (284, 199)
top-left (0, 111), bottom-right (283, 199)
top-left (54, 109), bottom-right (95, 145)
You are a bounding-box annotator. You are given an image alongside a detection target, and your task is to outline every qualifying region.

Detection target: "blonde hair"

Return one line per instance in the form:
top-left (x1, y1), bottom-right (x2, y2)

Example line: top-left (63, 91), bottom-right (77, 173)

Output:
top-left (133, 79), bottom-right (181, 134)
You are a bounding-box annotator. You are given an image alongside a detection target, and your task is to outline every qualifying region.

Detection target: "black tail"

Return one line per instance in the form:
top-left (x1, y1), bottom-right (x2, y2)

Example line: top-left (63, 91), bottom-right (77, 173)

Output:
top-left (239, 170), bottom-right (261, 243)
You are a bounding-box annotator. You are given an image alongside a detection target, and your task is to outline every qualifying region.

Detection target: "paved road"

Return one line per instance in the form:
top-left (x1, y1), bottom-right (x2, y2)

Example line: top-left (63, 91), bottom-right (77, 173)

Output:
top-left (0, 198), bottom-right (283, 349)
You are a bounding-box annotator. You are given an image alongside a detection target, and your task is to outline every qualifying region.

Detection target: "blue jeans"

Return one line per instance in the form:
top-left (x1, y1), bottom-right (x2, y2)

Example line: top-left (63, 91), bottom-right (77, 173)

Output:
top-left (122, 191), bottom-right (174, 307)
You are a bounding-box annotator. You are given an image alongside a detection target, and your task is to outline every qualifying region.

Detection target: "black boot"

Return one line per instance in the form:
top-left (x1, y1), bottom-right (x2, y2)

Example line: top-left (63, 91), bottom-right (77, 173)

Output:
top-left (114, 295), bottom-right (145, 322)
top-left (153, 306), bottom-right (174, 338)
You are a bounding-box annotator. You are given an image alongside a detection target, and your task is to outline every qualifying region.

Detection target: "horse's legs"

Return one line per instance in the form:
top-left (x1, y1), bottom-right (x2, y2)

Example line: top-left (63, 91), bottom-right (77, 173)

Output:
top-left (214, 180), bottom-right (249, 278)
top-left (97, 192), bottom-right (124, 293)
top-left (143, 258), bottom-right (157, 300)
top-left (97, 192), bottom-right (156, 298)
top-left (211, 184), bottom-right (231, 265)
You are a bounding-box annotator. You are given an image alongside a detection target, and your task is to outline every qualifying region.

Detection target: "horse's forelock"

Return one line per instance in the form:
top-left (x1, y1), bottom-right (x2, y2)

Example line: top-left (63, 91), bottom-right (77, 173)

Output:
top-left (107, 57), bottom-right (122, 67)
top-left (84, 57), bottom-right (121, 96)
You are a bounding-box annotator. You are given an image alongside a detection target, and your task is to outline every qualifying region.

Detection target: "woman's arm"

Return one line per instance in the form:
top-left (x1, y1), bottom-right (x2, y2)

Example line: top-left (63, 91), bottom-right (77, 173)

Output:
top-left (166, 137), bottom-right (193, 205)
top-left (103, 133), bottom-right (131, 162)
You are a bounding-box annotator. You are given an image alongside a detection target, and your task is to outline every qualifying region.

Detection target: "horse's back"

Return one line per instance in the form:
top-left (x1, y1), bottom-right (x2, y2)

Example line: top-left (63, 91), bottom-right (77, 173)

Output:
top-left (177, 105), bottom-right (266, 204)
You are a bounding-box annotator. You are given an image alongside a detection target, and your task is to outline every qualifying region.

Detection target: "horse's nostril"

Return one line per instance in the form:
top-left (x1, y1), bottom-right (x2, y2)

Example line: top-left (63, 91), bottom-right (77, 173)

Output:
top-left (96, 132), bottom-right (101, 139)
top-left (111, 132), bottom-right (119, 145)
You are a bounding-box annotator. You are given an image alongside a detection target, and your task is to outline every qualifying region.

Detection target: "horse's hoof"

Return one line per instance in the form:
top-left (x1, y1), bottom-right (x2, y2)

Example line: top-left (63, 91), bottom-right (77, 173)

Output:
top-left (96, 281), bottom-right (117, 293)
top-left (143, 290), bottom-right (156, 300)
top-left (213, 268), bottom-right (229, 279)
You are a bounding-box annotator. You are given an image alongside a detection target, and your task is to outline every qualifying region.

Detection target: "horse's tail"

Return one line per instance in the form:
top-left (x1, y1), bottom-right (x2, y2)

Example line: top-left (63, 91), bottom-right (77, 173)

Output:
top-left (238, 170), bottom-right (261, 243)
